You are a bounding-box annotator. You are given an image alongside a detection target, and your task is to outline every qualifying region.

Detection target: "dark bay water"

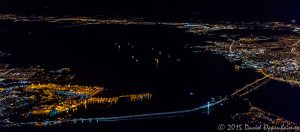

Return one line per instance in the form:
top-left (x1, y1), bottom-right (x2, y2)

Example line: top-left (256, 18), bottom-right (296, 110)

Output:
top-left (0, 21), bottom-right (260, 115)
top-left (247, 80), bottom-right (300, 124)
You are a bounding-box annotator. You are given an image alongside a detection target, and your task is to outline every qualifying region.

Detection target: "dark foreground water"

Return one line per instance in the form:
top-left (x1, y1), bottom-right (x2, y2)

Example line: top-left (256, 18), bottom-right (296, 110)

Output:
top-left (0, 21), bottom-right (260, 130)
top-left (247, 80), bottom-right (300, 124)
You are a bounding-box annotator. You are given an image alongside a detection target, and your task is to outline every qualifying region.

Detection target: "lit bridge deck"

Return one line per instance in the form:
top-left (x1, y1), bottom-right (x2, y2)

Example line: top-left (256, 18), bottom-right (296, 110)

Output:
top-left (6, 98), bottom-right (226, 127)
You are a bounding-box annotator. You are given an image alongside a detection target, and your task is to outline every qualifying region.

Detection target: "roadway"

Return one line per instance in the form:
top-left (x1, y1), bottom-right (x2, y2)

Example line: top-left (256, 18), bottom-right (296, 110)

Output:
top-left (3, 98), bottom-right (227, 127)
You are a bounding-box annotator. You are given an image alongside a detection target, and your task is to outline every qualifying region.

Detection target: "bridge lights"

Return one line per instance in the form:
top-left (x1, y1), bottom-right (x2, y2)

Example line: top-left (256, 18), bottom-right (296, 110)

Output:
top-left (207, 101), bottom-right (210, 115)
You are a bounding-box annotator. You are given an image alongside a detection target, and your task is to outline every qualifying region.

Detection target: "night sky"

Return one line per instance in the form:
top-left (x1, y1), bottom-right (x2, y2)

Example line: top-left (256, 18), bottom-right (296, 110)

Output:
top-left (0, 0), bottom-right (299, 20)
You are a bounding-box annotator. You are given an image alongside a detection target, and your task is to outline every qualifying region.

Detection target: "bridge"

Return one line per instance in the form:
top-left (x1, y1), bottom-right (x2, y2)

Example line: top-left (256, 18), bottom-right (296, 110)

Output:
top-left (232, 70), bottom-right (272, 97)
top-left (4, 98), bottom-right (227, 127)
